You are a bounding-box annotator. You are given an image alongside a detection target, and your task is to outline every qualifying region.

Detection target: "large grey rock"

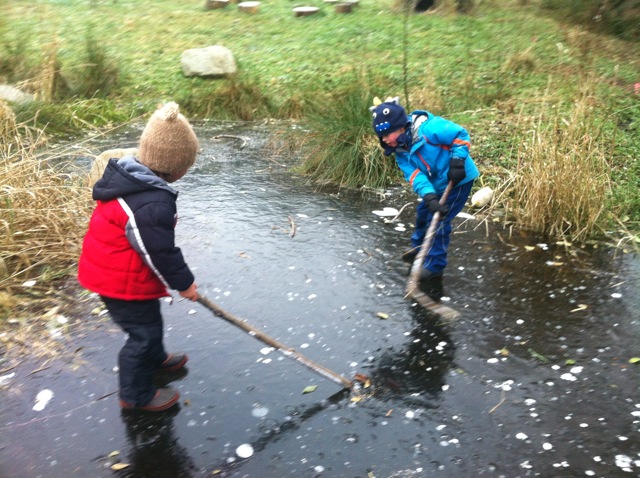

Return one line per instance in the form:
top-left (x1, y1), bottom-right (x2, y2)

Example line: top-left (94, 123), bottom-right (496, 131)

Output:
top-left (181, 45), bottom-right (237, 77)
top-left (88, 148), bottom-right (138, 186)
top-left (0, 85), bottom-right (35, 105)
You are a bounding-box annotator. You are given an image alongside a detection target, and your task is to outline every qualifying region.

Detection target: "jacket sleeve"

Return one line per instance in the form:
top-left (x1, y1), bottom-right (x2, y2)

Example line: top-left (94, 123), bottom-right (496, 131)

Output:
top-left (431, 117), bottom-right (471, 161)
top-left (395, 150), bottom-right (436, 197)
top-left (130, 199), bottom-right (195, 292)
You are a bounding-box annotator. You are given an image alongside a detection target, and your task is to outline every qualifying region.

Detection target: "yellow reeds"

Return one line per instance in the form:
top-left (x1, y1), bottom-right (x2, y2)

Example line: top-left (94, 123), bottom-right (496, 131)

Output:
top-left (511, 82), bottom-right (610, 242)
top-left (1, 116), bottom-right (91, 293)
top-left (0, 111), bottom-right (95, 362)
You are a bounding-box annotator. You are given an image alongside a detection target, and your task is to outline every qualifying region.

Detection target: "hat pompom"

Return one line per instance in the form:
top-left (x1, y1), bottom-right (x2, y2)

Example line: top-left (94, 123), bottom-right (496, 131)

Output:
top-left (156, 102), bottom-right (180, 121)
top-left (138, 102), bottom-right (199, 179)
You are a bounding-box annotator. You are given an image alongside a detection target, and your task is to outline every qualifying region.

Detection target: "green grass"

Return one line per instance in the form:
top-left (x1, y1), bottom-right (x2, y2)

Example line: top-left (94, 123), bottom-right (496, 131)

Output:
top-left (4, 1), bottom-right (635, 115)
top-left (2, 0), bottom-right (639, 243)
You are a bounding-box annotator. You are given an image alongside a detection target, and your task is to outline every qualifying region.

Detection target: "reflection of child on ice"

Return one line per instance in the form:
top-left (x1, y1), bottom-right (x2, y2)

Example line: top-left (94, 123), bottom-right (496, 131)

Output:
top-left (370, 97), bottom-right (480, 291)
top-left (78, 102), bottom-right (199, 412)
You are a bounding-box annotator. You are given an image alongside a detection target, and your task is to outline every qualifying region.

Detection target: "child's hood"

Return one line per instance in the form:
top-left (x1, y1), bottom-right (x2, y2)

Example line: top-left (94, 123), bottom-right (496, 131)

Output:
top-left (409, 110), bottom-right (430, 144)
top-left (92, 155), bottom-right (178, 201)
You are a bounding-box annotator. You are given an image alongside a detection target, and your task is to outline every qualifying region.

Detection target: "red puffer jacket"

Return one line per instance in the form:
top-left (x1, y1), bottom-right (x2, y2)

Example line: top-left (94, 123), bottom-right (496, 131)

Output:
top-left (78, 157), bottom-right (194, 300)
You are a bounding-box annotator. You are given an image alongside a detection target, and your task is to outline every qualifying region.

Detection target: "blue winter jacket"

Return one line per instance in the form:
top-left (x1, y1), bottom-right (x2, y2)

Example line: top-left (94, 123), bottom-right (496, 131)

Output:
top-left (394, 110), bottom-right (480, 197)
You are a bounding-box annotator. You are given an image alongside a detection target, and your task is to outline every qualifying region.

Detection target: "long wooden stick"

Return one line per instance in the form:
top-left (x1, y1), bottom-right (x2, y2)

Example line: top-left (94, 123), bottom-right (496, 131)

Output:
top-left (197, 296), bottom-right (354, 389)
top-left (404, 182), bottom-right (460, 321)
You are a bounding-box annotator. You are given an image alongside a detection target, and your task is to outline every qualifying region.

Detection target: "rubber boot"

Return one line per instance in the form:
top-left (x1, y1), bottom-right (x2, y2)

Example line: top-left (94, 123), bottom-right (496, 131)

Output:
top-left (120, 387), bottom-right (180, 412)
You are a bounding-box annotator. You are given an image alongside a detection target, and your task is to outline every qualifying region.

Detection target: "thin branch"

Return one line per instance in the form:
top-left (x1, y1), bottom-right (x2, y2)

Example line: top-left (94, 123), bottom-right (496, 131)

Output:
top-left (489, 390), bottom-right (506, 413)
top-left (288, 215), bottom-right (296, 238)
top-left (211, 134), bottom-right (247, 149)
top-left (385, 202), bottom-right (414, 223)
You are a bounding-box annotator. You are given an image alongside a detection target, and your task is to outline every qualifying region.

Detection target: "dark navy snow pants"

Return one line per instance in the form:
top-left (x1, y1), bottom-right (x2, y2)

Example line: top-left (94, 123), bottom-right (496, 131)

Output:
top-left (411, 180), bottom-right (474, 275)
top-left (100, 296), bottom-right (169, 407)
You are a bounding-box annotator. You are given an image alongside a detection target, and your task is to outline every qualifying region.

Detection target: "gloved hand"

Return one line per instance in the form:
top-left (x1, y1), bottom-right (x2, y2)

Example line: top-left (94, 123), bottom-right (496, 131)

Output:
top-left (423, 193), bottom-right (449, 216)
top-left (447, 157), bottom-right (466, 186)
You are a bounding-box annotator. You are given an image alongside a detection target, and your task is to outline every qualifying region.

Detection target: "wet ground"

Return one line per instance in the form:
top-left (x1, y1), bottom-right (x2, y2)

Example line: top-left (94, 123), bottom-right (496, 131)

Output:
top-left (1, 124), bottom-right (639, 478)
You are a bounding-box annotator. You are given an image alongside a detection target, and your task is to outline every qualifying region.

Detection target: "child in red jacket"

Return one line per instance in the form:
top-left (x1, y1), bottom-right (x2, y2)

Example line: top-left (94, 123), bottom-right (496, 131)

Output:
top-left (78, 102), bottom-right (199, 412)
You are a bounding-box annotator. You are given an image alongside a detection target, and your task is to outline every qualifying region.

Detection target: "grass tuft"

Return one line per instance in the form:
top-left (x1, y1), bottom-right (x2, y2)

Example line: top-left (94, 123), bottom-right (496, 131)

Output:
top-left (0, 119), bottom-right (92, 302)
top-left (509, 80), bottom-right (611, 242)
top-left (283, 79), bottom-right (401, 189)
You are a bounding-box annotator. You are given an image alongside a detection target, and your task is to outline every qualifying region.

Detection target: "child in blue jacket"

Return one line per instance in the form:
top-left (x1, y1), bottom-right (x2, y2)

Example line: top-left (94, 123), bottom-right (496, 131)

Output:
top-left (370, 97), bottom-right (479, 291)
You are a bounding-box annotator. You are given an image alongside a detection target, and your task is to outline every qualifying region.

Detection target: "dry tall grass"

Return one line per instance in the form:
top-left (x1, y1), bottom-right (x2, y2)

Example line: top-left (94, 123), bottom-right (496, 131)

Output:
top-left (1, 103), bottom-right (91, 317)
top-left (510, 83), bottom-right (611, 242)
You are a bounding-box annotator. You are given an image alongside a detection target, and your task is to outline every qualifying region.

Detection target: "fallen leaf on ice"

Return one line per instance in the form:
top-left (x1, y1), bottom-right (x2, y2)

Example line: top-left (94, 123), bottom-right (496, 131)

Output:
top-left (302, 385), bottom-right (318, 394)
top-left (110, 463), bottom-right (130, 471)
top-left (376, 312), bottom-right (389, 320)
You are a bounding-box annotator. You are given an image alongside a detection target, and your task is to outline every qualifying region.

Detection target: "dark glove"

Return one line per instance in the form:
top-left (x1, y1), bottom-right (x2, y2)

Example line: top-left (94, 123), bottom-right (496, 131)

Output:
top-left (447, 157), bottom-right (466, 186)
top-left (423, 193), bottom-right (449, 215)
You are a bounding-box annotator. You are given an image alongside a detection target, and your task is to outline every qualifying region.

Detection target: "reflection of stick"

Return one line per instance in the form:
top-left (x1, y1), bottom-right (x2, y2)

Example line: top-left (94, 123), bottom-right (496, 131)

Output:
top-left (287, 215), bottom-right (296, 238)
top-left (207, 387), bottom-right (349, 471)
top-left (197, 296), bottom-right (353, 389)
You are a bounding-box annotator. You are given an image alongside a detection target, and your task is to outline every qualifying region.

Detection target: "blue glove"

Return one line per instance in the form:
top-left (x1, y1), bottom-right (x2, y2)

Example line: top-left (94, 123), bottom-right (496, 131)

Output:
top-left (447, 157), bottom-right (466, 186)
top-left (423, 193), bottom-right (449, 215)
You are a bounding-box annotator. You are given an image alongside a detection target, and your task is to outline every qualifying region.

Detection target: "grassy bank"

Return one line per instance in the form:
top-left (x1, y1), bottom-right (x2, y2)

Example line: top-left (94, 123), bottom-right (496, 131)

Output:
top-left (1, 0), bottom-right (639, 308)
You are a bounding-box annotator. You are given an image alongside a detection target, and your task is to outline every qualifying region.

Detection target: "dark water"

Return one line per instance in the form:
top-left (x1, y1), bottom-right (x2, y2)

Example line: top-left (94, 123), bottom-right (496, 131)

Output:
top-left (1, 124), bottom-right (638, 478)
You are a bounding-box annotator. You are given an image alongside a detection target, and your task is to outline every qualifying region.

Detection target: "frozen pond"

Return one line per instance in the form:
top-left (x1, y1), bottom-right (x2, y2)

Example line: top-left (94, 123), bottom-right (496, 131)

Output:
top-left (1, 123), bottom-right (639, 477)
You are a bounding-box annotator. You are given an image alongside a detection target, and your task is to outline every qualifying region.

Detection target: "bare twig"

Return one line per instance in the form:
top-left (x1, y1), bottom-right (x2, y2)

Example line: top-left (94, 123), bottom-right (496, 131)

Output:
top-left (27, 364), bottom-right (51, 376)
top-left (385, 202), bottom-right (414, 223)
top-left (211, 134), bottom-right (247, 149)
top-left (265, 156), bottom-right (286, 167)
top-left (96, 390), bottom-right (118, 401)
top-left (489, 389), bottom-right (506, 413)
top-left (0, 362), bottom-right (22, 374)
top-left (288, 215), bottom-right (296, 238)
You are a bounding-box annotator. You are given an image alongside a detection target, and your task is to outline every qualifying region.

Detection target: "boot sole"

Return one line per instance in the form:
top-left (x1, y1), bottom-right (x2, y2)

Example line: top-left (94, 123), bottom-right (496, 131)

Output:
top-left (157, 354), bottom-right (188, 373)
top-left (120, 391), bottom-right (180, 412)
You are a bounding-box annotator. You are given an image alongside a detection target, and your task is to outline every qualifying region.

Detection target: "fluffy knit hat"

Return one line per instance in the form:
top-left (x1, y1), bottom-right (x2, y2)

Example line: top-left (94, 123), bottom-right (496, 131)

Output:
top-left (138, 102), bottom-right (199, 178)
